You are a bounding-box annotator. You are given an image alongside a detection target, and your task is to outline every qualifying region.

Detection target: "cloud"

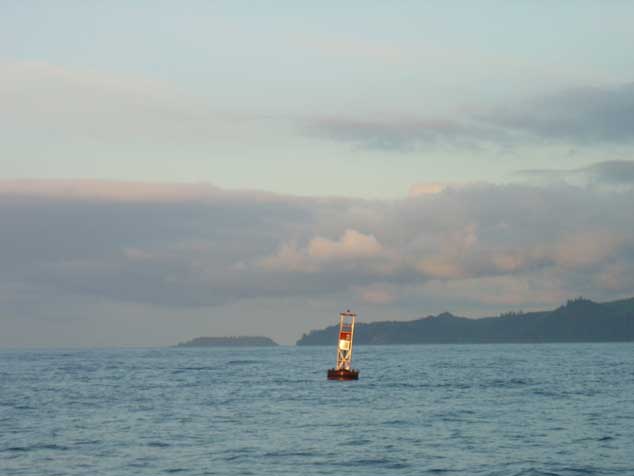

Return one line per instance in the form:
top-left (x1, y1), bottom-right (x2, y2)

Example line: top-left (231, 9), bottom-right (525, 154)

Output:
top-left (586, 160), bottom-right (634, 184)
top-left (489, 83), bottom-right (634, 143)
top-left (516, 160), bottom-right (634, 188)
top-left (308, 229), bottom-right (382, 260)
top-left (1, 177), bottom-right (634, 345)
top-left (7, 61), bottom-right (633, 165)
top-left (354, 284), bottom-right (397, 305)
top-left (0, 61), bottom-right (271, 148)
top-left (408, 182), bottom-right (447, 197)
top-left (417, 257), bottom-right (467, 280)
top-left (0, 180), bottom-right (222, 202)
top-left (258, 242), bottom-right (316, 273)
top-left (554, 232), bottom-right (625, 269)
top-left (259, 229), bottom-right (387, 274)
top-left (304, 116), bottom-right (494, 151)
top-left (303, 83), bottom-right (634, 151)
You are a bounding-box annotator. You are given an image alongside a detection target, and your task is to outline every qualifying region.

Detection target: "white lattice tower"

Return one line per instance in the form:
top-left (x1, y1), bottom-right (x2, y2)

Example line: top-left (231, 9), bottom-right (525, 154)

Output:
top-left (335, 310), bottom-right (356, 370)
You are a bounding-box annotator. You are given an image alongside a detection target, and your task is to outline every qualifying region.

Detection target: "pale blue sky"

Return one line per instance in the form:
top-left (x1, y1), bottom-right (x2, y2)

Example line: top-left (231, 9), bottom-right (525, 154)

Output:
top-left (3, 1), bottom-right (634, 197)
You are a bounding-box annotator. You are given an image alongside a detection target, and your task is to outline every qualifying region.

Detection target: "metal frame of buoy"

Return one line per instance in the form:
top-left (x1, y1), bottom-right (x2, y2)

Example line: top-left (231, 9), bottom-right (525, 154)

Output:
top-left (327, 310), bottom-right (359, 380)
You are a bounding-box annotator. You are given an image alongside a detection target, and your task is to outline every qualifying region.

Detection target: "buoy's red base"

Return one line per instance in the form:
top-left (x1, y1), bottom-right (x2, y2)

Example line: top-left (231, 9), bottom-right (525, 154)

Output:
top-left (327, 368), bottom-right (359, 380)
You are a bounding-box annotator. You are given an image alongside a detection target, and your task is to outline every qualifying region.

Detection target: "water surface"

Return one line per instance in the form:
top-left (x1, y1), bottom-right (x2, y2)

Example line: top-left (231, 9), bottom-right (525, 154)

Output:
top-left (2, 344), bottom-right (633, 475)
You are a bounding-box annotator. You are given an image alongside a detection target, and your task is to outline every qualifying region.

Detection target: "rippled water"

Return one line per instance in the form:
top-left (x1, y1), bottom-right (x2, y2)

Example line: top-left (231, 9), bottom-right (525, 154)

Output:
top-left (1, 344), bottom-right (634, 475)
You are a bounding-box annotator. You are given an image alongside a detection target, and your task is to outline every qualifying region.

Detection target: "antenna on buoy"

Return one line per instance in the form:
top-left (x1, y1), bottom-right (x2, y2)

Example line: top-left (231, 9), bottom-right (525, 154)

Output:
top-left (327, 310), bottom-right (359, 380)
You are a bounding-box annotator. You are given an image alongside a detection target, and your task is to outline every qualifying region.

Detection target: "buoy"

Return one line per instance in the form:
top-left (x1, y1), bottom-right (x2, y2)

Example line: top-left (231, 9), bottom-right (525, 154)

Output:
top-left (327, 310), bottom-right (359, 380)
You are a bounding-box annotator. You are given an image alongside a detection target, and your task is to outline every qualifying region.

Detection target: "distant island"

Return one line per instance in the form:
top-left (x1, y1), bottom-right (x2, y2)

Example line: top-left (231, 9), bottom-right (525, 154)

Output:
top-left (176, 336), bottom-right (278, 347)
top-left (297, 297), bottom-right (634, 345)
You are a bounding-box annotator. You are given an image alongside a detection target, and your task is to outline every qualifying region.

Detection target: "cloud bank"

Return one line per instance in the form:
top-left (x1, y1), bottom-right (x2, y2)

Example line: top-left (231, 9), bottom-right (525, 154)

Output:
top-left (1, 175), bottom-right (633, 345)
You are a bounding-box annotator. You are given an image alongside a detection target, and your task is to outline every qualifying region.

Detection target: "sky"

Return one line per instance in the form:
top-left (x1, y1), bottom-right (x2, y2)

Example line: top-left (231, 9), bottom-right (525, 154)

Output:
top-left (1, 2), bottom-right (634, 346)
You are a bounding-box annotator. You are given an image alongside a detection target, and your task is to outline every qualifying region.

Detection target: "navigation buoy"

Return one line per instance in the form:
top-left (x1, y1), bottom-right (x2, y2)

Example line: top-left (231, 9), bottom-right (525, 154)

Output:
top-left (327, 310), bottom-right (359, 380)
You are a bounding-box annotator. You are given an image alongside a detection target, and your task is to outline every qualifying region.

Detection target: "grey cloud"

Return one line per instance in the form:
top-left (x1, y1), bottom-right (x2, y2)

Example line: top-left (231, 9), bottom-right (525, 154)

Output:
top-left (304, 116), bottom-right (502, 151)
top-left (586, 160), bottom-right (634, 184)
top-left (305, 83), bottom-right (634, 150)
top-left (516, 160), bottom-right (634, 187)
top-left (1, 179), bottom-right (634, 346)
top-left (490, 83), bottom-right (634, 143)
top-left (0, 192), bottom-right (312, 308)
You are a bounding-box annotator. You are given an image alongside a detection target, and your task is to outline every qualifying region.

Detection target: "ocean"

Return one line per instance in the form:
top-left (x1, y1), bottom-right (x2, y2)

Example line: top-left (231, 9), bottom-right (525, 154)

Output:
top-left (1, 343), bottom-right (633, 475)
